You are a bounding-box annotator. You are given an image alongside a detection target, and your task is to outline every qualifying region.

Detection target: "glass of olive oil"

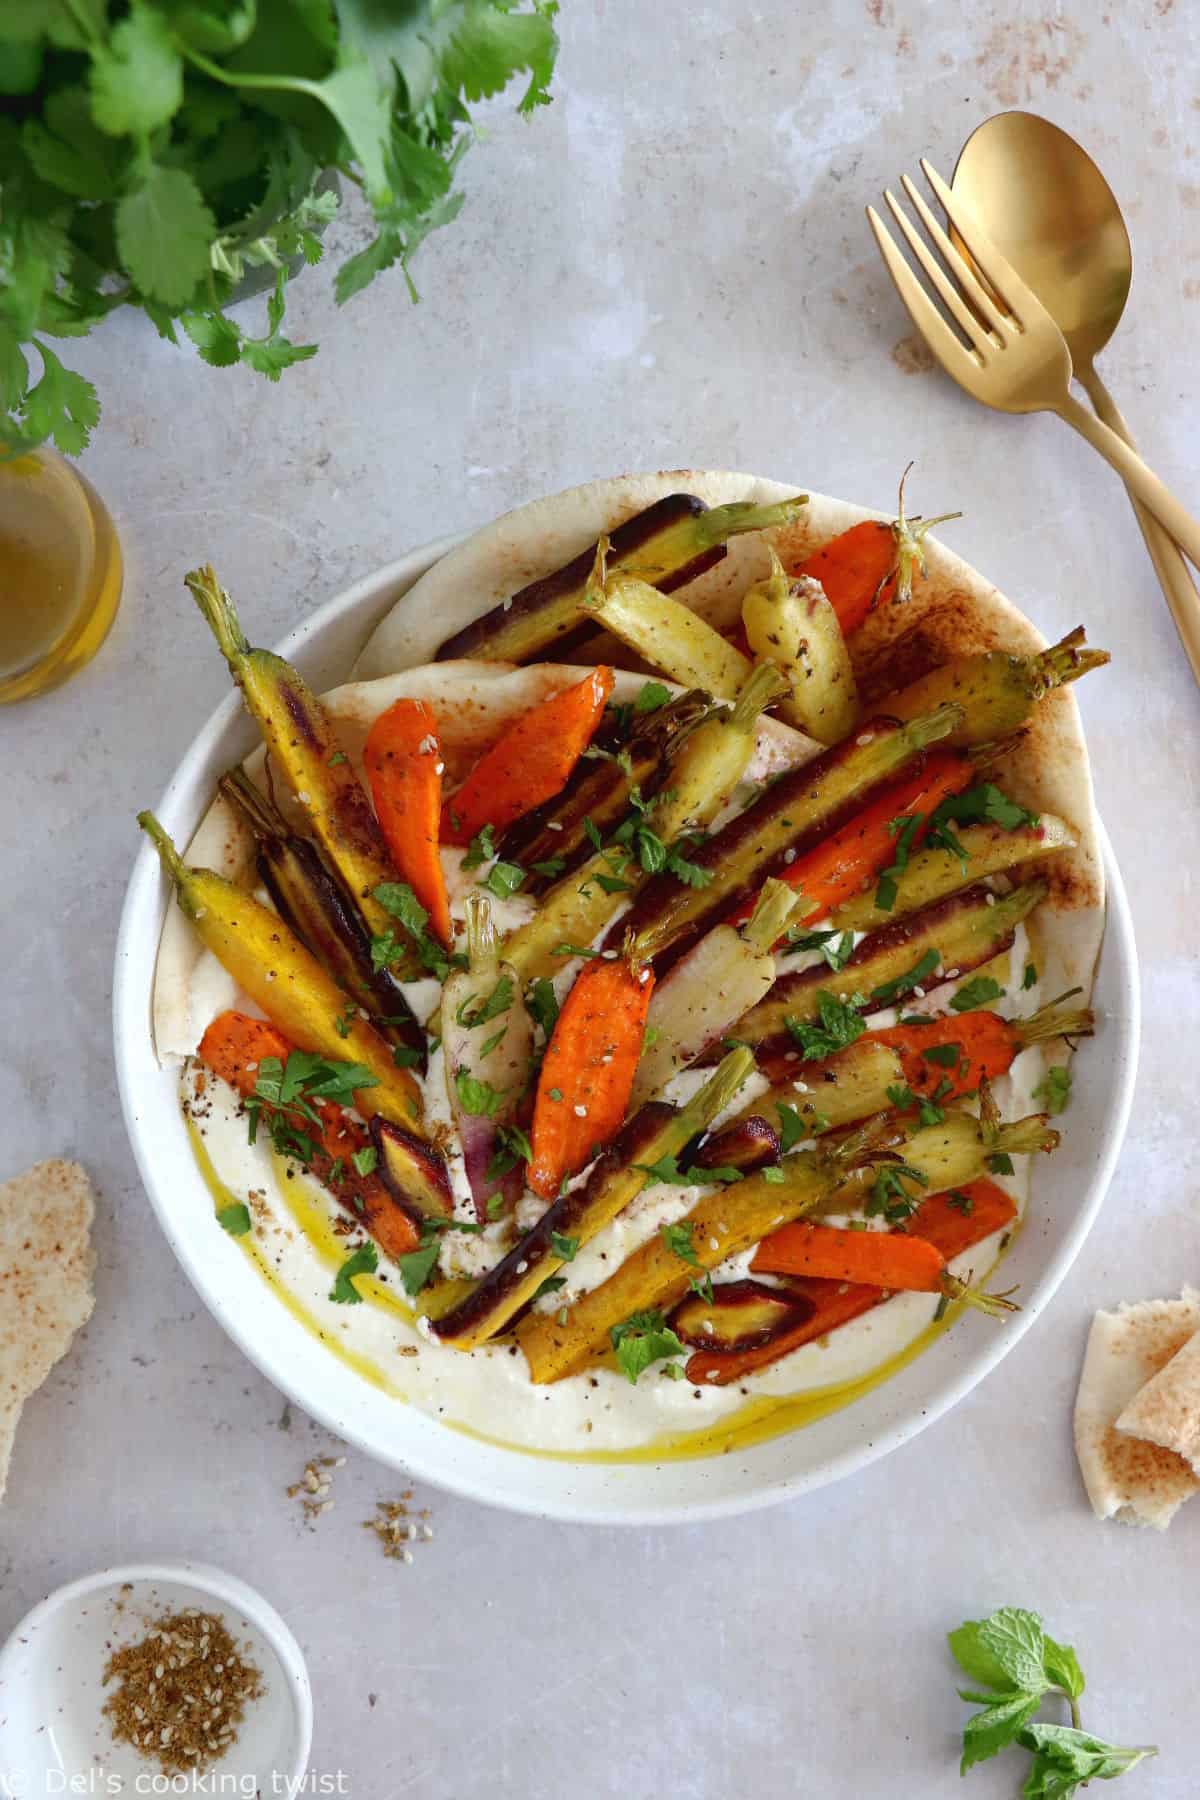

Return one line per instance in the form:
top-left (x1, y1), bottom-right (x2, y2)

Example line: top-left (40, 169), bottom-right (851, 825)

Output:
top-left (0, 449), bottom-right (123, 704)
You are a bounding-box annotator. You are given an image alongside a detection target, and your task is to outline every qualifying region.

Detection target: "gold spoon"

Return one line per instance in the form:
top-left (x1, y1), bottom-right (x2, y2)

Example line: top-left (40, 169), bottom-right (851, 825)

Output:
top-left (953, 110), bottom-right (1200, 684)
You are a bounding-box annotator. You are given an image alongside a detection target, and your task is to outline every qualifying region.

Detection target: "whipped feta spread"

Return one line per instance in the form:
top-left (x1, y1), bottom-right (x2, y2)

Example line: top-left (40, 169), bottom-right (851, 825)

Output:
top-left (179, 866), bottom-right (1042, 1457)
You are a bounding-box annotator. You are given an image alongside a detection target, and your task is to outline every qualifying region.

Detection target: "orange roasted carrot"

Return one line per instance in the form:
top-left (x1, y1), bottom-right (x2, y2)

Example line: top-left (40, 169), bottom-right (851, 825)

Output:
top-left (751, 1220), bottom-right (947, 1289)
top-left (197, 1010), bottom-right (419, 1258)
top-left (793, 480), bottom-right (960, 636)
top-left (727, 747), bottom-right (975, 928)
top-left (441, 666), bottom-right (615, 847)
top-left (364, 698), bottom-right (452, 947)
top-left (687, 1177), bottom-right (1016, 1385)
top-left (528, 951), bottom-right (655, 1199)
top-left (866, 998), bottom-right (1091, 1100)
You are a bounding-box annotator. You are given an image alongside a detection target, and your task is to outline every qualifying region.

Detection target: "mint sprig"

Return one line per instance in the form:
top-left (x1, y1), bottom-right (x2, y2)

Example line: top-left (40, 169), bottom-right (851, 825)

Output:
top-left (949, 1606), bottom-right (1155, 1794)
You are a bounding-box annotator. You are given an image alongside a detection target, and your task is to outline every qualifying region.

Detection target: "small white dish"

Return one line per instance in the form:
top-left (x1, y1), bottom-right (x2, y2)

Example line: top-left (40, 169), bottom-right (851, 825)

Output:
top-left (0, 1562), bottom-right (312, 1799)
top-left (113, 529), bottom-right (1139, 1525)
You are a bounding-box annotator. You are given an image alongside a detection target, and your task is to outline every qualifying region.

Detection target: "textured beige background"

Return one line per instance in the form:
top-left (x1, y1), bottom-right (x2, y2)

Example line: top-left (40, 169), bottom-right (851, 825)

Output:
top-left (2, 3), bottom-right (1198, 1795)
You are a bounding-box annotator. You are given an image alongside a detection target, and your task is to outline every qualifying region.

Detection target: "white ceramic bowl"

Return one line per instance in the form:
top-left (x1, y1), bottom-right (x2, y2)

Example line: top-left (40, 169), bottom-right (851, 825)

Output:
top-left (0, 1562), bottom-right (312, 1798)
top-left (113, 539), bottom-right (1139, 1526)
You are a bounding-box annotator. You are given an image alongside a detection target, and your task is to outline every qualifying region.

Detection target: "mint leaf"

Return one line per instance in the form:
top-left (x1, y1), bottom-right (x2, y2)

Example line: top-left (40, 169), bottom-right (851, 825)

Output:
top-left (786, 991), bottom-right (866, 1060)
top-left (976, 1608), bottom-right (1050, 1693)
top-left (329, 1240), bottom-right (379, 1304)
top-left (609, 1309), bottom-right (685, 1384)
top-left (117, 165), bottom-right (214, 307)
top-left (961, 1693), bottom-right (1043, 1773)
top-left (89, 3), bottom-right (183, 137)
top-left (216, 1201), bottom-right (251, 1237)
top-left (950, 1617), bottom-right (1028, 1691)
top-left (1042, 1636), bottom-right (1086, 1702)
top-left (1018, 1725), bottom-right (1155, 1794)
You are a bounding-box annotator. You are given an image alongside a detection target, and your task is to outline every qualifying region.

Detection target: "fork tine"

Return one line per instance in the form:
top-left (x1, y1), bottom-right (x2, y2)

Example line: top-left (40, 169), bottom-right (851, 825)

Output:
top-left (921, 158), bottom-right (1048, 328)
top-left (900, 173), bottom-right (1012, 338)
top-left (866, 206), bottom-right (983, 379)
top-left (883, 187), bottom-right (996, 355)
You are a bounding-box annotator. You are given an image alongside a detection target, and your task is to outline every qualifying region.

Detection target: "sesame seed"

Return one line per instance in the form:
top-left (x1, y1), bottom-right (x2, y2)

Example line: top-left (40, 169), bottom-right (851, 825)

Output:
top-left (573, 1104), bottom-right (588, 1118)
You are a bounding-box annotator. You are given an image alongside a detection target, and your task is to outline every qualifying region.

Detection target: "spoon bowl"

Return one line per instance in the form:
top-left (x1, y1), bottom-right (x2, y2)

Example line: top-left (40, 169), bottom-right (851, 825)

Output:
top-left (953, 111), bottom-right (1132, 372)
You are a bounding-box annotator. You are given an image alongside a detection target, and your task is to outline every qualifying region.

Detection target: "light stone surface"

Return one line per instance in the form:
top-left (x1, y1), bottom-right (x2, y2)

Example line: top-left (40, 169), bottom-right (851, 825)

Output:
top-left (3, 3), bottom-right (1199, 1795)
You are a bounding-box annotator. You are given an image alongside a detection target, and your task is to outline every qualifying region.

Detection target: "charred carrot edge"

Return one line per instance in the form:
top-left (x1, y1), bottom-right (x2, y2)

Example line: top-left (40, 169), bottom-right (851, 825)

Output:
top-left (528, 950), bottom-right (655, 1200)
top-left (441, 666), bottom-right (616, 847)
top-left (750, 1220), bottom-right (946, 1290)
top-left (364, 698), bottom-right (453, 947)
top-left (196, 1010), bottom-right (419, 1259)
top-left (686, 1177), bottom-right (1015, 1385)
top-left (727, 747), bottom-right (975, 929)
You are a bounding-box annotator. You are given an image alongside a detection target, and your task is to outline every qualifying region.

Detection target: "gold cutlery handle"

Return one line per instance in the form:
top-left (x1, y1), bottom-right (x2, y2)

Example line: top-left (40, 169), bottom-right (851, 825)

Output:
top-left (1075, 367), bottom-right (1200, 687)
top-left (1057, 388), bottom-right (1200, 581)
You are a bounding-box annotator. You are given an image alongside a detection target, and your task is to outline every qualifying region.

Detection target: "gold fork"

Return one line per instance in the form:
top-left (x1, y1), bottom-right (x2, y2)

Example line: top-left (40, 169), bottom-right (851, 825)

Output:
top-left (867, 159), bottom-right (1200, 592)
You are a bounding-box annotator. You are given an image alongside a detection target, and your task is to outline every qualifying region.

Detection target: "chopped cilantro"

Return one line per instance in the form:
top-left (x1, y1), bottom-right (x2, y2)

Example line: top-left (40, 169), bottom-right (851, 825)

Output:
top-left (689, 1270), bottom-right (715, 1304)
top-left (762, 1165), bottom-right (785, 1184)
top-left (869, 947), bottom-right (941, 1007)
top-left (552, 943), bottom-right (602, 959)
top-left (988, 1152), bottom-right (1015, 1177)
top-left (550, 1231), bottom-right (580, 1261)
top-left (531, 856), bottom-right (567, 880)
top-left (1022, 961), bottom-right (1038, 990)
top-left (330, 1241), bottom-right (379, 1304)
top-left (531, 1275), bottom-right (568, 1303)
top-left (548, 1087), bottom-right (563, 1102)
top-left (351, 1146), bottom-right (377, 1178)
top-left (1033, 1065), bottom-right (1072, 1115)
top-left (455, 975), bottom-right (513, 1030)
top-left (947, 1190), bottom-right (975, 1215)
top-left (484, 1122), bottom-right (533, 1183)
top-left (583, 816), bottom-right (604, 851)
top-left (921, 1042), bottom-right (961, 1068)
top-left (461, 824), bottom-right (497, 870)
top-left (327, 750), bottom-right (348, 767)
top-left (929, 782), bottom-right (1039, 835)
top-left (454, 1070), bottom-right (505, 1118)
top-left (662, 1220), bottom-right (700, 1266)
top-left (392, 1045), bottom-right (423, 1069)
top-left (217, 1202), bottom-right (251, 1237)
top-left (595, 872), bottom-right (634, 894)
top-left (527, 977), bottom-right (560, 1038)
top-left (479, 1028), bottom-right (506, 1057)
top-left (866, 1161), bottom-right (929, 1223)
top-left (482, 859), bottom-right (525, 900)
top-left (776, 1101), bottom-right (808, 1153)
top-left (635, 680), bottom-right (672, 713)
top-left (396, 1233), bottom-right (440, 1297)
top-left (950, 975), bottom-right (1005, 1013)
top-left (875, 811), bottom-right (925, 912)
top-left (334, 1002), bottom-right (357, 1038)
top-left (373, 881), bottom-right (462, 981)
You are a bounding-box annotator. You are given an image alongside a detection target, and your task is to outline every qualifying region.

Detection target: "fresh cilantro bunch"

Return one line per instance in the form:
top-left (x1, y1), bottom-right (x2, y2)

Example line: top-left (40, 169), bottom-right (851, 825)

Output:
top-left (949, 1606), bottom-right (1155, 1796)
top-left (0, 0), bottom-right (559, 454)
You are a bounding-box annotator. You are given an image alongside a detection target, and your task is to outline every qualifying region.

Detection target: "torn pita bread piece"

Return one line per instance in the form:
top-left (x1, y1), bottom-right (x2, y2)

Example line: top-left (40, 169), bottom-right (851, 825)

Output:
top-left (1116, 1324), bottom-right (1200, 1475)
top-left (1073, 1288), bottom-right (1200, 1531)
top-left (0, 1158), bottom-right (96, 1503)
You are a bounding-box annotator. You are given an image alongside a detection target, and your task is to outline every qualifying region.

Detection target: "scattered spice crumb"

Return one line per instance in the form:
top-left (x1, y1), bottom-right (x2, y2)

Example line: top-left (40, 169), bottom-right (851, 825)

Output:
top-left (101, 1608), bottom-right (263, 1777)
top-left (363, 1491), bottom-right (436, 1563)
top-left (286, 1453), bottom-right (347, 1526)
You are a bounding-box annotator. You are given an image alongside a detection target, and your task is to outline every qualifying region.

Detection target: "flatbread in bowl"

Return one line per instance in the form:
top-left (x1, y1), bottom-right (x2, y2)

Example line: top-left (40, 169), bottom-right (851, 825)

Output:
top-left (122, 470), bottom-right (1131, 1517)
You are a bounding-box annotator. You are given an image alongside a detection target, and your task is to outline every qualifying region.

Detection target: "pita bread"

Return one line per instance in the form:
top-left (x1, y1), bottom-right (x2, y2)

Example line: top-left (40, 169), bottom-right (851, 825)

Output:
top-left (1116, 1325), bottom-right (1200, 1474)
top-left (1073, 1291), bottom-right (1200, 1530)
top-left (351, 469), bottom-right (1105, 1006)
top-left (0, 1158), bottom-right (96, 1503)
top-left (153, 471), bottom-right (1104, 1110)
